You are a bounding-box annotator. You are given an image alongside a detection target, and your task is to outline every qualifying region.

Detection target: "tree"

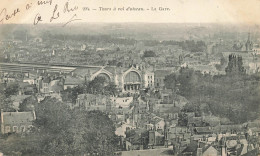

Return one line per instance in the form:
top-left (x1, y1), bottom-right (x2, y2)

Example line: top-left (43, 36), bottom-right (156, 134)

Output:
top-left (31, 97), bottom-right (118, 155)
top-left (86, 76), bottom-right (106, 94)
top-left (104, 82), bottom-right (118, 96)
top-left (0, 83), bottom-right (16, 112)
top-left (33, 97), bottom-right (72, 155)
top-left (68, 110), bottom-right (118, 155)
top-left (164, 65), bottom-right (260, 124)
top-left (225, 54), bottom-right (246, 75)
top-left (142, 50), bottom-right (156, 57)
top-left (19, 96), bottom-right (37, 112)
top-left (0, 133), bottom-right (42, 156)
top-left (164, 73), bottom-right (177, 91)
top-left (4, 82), bottom-right (19, 97)
top-left (178, 113), bottom-right (188, 126)
top-left (61, 85), bottom-right (84, 103)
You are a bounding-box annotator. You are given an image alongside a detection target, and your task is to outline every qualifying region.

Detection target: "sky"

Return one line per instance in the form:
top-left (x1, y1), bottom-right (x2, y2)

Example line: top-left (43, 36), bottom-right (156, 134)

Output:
top-left (1, 0), bottom-right (260, 25)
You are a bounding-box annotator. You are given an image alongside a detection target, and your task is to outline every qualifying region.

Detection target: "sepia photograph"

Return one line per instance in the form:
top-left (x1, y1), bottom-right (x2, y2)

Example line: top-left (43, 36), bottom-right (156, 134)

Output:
top-left (0, 0), bottom-right (260, 155)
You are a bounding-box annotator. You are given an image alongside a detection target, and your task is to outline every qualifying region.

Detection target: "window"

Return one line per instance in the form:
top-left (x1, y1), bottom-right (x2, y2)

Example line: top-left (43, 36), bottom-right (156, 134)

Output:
top-left (21, 126), bottom-right (26, 132)
top-left (5, 126), bottom-right (10, 133)
top-left (28, 125), bottom-right (33, 131)
top-left (13, 126), bottom-right (18, 132)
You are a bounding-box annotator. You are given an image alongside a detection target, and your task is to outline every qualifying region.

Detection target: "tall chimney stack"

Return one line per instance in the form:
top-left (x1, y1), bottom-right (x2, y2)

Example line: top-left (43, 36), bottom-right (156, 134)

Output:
top-left (1, 109), bottom-right (4, 134)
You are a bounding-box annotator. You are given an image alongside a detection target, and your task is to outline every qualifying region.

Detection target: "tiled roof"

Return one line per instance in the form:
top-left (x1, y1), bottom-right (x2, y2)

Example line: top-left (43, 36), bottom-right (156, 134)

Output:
top-left (64, 76), bottom-right (84, 85)
top-left (154, 70), bottom-right (172, 77)
top-left (49, 80), bottom-right (63, 92)
top-left (19, 82), bottom-right (31, 88)
top-left (157, 106), bottom-right (181, 113)
top-left (2, 112), bottom-right (34, 125)
top-left (202, 145), bottom-right (218, 154)
top-left (181, 140), bottom-right (198, 154)
top-left (42, 77), bottom-right (51, 83)
top-left (213, 124), bottom-right (243, 133)
top-left (195, 127), bottom-right (212, 134)
top-left (73, 67), bottom-right (101, 77)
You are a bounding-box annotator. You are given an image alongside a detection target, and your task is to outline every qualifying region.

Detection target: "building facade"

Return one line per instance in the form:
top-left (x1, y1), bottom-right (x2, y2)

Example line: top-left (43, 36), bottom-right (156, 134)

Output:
top-left (0, 109), bottom-right (36, 134)
top-left (81, 66), bottom-right (154, 92)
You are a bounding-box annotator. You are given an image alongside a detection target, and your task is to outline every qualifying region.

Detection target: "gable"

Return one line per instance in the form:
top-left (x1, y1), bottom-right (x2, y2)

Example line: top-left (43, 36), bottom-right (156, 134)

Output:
top-left (203, 146), bottom-right (218, 156)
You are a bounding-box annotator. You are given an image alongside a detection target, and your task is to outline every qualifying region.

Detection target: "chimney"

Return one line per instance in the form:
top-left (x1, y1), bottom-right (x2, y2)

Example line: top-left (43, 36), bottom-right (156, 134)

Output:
top-left (222, 142), bottom-right (227, 156)
top-left (196, 148), bottom-right (202, 156)
top-left (31, 106), bottom-right (36, 120)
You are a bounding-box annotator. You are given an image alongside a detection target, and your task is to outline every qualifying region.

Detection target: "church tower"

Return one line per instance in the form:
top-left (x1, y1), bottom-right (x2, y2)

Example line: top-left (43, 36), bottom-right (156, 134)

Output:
top-left (245, 32), bottom-right (253, 52)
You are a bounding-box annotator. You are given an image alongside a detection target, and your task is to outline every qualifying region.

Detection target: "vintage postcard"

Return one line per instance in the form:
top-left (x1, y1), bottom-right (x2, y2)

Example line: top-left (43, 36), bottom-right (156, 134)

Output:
top-left (0, 0), bottom-right (260, 155)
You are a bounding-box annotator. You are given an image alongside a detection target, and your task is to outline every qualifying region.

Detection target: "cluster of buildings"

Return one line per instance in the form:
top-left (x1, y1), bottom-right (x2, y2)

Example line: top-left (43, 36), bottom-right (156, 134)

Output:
top-left (0, 31), bottom-right (260, 155)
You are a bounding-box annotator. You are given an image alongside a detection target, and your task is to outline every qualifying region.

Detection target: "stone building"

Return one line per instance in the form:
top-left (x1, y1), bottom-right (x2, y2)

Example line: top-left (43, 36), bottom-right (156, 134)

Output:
top-left (74, 65), bottom-right (154, 92)
top-left (0, 109), bottom-right (36, 134)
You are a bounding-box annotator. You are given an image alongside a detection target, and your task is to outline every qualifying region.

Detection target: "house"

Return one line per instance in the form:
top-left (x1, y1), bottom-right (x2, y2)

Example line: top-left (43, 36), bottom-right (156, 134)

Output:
top-left (40, 77), bottom-right (51, 94)
top-left (125, 128), bottom-right (148, 150)
top-left (153, 116), bottom-right (165, 131)
top-left (181, 140), bottom-right (199, 155)
top-left (76, 94), bottom-right (113, 112)
top-left (63, 76), bottom-right (83, 90)
top-left (194, 127), bottom-right (213, 135)
top-left (113, 96), bottom-right (133, 108)
top-left (115, 122), bottom-right (135, 137)
top-left (143, 70), bottom-right (154, 89)
top-left (213, 124), bottom-right (244, 134)
top-left (200, 145), bottom-right (218, 156)
top-left (18, 82), bottom-right (36, 95)
top-left (154, 104), bottom-right (180, 120)
top-left (148, 130), bottom-right (164, 147)
top-left (0, 109), bottom-right (36, 134)
top-left (169, 126), bottom-right (191, 144)
top-left (23, 77), bottom-right (35, 85)
top-left (49, 79), bottom-right (63, 93)
top-left (181, 141), bottom-right (219, 156)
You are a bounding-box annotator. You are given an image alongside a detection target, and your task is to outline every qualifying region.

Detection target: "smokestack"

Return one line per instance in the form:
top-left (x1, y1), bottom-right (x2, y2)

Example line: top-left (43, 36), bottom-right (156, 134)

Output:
top-left (222, 141), bottom-right (227, 156)
top-left (1, 109), bottom-right (4, 134)
top-left (1, 109), bottom-right (3, 124)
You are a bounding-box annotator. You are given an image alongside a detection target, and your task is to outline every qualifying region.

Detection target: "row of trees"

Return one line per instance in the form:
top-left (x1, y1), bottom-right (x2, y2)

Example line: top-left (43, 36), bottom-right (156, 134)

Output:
top-left (48, 34), bottom-right (137, 45)
top-left (0, 97), bottom-right (119, 156)
top-left (142, 40), bottom-right (207, 52)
